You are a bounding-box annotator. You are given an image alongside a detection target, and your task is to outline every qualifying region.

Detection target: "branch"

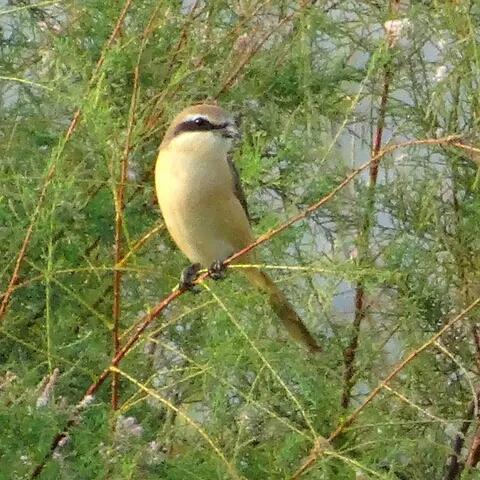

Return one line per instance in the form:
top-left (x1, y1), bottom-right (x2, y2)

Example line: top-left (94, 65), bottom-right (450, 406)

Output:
top-left (466, 424), bottom-right (480, 468)
top-left (341, 0), bottom-right (400, 410)
top-left (111, 65), bottom-right (140, 410)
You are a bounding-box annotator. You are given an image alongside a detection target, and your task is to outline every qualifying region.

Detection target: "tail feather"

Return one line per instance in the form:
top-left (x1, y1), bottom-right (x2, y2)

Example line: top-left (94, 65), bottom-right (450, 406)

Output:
top-left (243, 267), bottom-right (321, 353)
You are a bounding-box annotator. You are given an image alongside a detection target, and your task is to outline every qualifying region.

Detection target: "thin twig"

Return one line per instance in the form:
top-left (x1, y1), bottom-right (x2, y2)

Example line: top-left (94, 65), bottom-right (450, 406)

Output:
top-left (111, 65), bottom-right (140, 410)
top-left (116, 223), bottom-right (165, 268)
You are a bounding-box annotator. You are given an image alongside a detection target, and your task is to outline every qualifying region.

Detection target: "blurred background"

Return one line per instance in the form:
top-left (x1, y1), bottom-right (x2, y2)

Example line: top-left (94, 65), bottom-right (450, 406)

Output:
top-left (1, 1), bottom-right (480, 478)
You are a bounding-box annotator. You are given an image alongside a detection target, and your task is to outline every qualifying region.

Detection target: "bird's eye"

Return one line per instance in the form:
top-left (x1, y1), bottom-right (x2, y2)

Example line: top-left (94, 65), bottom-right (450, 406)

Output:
top-left (194, 117), bottom-right (208, 127)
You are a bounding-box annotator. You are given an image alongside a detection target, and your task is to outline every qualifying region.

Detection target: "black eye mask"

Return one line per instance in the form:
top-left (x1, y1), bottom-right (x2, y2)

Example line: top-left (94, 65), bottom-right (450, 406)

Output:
top-left (173, 117), bottom-right (228, 136)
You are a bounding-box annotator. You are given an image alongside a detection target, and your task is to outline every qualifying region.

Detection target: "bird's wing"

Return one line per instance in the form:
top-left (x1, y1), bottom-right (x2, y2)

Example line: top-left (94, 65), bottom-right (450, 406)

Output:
top-left (227, 155), bottom-right (250, 221)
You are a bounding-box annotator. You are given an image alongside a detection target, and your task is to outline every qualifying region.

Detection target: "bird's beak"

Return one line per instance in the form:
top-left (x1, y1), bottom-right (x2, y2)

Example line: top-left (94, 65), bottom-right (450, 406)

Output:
top-left (222, 123), bottom-right (241, 140)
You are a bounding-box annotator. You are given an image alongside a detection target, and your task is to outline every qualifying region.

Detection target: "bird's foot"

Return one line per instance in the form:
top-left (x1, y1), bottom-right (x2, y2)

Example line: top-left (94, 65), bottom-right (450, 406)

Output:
top-left (208, 259), bottom-right (227, 281)
top-left (179, 263), bottom-right (202, 292)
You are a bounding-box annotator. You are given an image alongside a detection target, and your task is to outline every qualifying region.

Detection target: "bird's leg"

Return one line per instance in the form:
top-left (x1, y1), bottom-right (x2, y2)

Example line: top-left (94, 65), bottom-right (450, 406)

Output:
top-left (208, 259), bottom-right (228, 281)
top-left (179, 263), bottom-right (202, 292)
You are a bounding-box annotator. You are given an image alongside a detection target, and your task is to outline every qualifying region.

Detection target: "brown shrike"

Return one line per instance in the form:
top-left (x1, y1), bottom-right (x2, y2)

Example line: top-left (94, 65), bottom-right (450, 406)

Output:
top-left (155, 104), bottom-right (321, 353)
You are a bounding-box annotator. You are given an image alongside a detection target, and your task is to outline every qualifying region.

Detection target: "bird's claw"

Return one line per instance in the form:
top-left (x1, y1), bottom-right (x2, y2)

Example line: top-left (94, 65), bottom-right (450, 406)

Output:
top-left (179, 263), bottom-right (202, 292)
top-left (208, 260), bottom-right (227, 280)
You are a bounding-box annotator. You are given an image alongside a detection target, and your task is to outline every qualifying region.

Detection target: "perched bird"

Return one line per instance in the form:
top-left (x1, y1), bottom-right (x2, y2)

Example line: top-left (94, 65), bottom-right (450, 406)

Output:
top-left (155, 104), bottom-right (321, 353)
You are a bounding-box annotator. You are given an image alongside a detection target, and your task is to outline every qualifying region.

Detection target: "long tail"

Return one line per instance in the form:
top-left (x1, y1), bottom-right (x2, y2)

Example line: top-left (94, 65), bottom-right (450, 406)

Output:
top-left (243, 267), bottom-right (321, 353)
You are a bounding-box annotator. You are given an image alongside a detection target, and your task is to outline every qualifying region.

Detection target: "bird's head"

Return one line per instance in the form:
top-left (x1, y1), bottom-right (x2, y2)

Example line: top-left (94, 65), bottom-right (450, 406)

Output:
top-left (161, 104), bottom-right (240, 153)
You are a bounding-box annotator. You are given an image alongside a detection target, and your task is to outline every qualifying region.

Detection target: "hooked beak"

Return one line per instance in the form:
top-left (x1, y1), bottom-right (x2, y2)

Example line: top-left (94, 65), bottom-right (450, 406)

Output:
top-left (221, 123), bottom-right (241, 140)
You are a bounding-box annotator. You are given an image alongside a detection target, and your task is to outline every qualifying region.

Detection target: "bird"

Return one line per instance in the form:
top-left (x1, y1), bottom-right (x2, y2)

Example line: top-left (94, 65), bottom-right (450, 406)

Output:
top-left (155, 103), bottom-right (321, 353)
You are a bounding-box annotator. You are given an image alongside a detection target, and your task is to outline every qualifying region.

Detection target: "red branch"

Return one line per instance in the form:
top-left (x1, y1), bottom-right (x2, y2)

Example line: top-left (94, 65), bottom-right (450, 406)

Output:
top-left (467, 427), bottom-right (480, 468)
top-left (111, 66), bottom-right (140, 410)
top-left (340, 2), bottom-right (397, 409)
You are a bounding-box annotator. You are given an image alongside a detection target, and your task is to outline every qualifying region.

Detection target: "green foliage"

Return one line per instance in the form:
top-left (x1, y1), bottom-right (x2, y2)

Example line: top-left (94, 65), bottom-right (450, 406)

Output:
top-left (1, 1), bottom-right (480, 479)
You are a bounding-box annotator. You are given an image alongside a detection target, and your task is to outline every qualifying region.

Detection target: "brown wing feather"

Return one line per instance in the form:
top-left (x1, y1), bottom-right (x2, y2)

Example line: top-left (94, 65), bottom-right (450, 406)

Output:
top-left (227, 156), bottom-right (250, 221)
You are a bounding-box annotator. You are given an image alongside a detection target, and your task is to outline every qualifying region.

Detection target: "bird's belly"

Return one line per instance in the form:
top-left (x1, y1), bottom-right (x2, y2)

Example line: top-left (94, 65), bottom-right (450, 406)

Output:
top-left (160, 183), bottom-right (251, 266)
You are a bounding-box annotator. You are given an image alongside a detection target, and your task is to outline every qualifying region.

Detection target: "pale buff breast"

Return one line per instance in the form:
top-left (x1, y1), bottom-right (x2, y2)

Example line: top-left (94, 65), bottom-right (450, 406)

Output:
top-left (155, 135), bottom-right (253, 266)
